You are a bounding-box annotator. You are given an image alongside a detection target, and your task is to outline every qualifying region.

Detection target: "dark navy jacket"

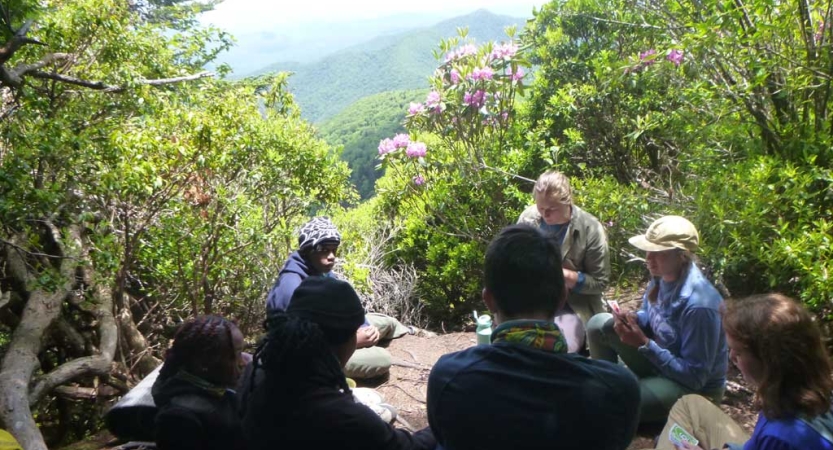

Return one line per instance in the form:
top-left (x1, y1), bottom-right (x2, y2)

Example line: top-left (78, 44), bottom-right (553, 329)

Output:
top-left (427, 338), bottom-right (640, 450)
top-left (266, 251), bottom-right (329, 312)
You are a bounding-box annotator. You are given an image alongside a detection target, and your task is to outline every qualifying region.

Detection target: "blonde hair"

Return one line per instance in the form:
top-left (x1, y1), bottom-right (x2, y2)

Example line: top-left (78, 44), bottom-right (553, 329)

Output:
top-left (533, 170), bottom-right (572, 204)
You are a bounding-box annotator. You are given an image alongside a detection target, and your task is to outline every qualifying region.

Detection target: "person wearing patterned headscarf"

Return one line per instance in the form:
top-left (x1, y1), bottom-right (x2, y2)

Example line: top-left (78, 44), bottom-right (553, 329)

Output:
top-left (265, 216), bottom-right (413, 380)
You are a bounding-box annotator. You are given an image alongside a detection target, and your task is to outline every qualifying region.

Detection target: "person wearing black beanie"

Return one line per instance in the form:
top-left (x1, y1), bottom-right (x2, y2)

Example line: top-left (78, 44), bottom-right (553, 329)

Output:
top-left (240, 277), bottom-right (435, 450)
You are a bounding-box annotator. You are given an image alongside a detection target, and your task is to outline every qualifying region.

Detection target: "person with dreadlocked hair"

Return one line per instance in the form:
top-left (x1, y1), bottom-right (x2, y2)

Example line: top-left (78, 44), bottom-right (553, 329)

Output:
top-left (152, 315), bottom-right (246, 450)
top-left (241, 276), bottom-right (436, 450)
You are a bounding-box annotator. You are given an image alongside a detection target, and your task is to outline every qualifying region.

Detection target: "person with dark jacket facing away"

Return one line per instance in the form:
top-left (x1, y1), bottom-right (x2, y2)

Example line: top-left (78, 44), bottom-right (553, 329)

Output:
top-left (241, 276), bottom-right (436, 450)
top-left (427, 224), bottom-right (640, 450)
top-left (152, 315), bottom-right (246, 450)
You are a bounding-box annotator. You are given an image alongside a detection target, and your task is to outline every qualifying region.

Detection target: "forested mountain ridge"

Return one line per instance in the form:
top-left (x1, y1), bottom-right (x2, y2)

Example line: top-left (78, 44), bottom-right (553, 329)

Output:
top-left (250, 9), bottom-right (526, 123)
top-left (318, 89), bottom-right (428, 198)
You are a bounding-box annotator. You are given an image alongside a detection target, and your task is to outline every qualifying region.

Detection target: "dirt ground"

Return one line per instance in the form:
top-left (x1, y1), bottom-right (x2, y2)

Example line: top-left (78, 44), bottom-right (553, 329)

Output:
top-left (364, 292), bottom-right (758, 450)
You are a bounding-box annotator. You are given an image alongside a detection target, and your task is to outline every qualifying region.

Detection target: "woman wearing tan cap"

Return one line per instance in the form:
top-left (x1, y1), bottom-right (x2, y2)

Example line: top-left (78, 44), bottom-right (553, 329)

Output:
top-left (586, 216), bottom-right (728, 424)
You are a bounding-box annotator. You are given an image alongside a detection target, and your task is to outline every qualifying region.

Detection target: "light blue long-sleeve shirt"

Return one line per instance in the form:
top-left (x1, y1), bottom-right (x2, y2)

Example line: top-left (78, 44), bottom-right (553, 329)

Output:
top-left (635, 263), bottom-right (728, 391)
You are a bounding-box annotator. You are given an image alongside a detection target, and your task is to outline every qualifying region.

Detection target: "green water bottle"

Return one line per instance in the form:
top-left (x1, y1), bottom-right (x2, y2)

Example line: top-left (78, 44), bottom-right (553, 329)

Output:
top-left (476, 314), bottom-right (492, 345)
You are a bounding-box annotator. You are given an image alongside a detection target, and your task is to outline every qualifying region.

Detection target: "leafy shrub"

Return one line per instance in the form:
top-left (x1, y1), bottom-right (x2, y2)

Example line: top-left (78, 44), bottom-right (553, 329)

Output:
top-left (692, 156), bottom-right (833, 310)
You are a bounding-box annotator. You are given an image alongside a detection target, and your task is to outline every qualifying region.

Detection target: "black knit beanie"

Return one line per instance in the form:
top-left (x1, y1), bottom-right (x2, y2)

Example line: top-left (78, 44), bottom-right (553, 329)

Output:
top-left (287, 277), bottom-right (365, 345)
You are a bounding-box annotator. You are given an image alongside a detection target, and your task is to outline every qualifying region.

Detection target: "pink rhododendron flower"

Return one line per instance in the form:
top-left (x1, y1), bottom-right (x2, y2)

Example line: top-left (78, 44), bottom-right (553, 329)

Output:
top-left (445, 44), bottom-right (477, 62)
top-left (469, 67), bottom-right (494, 81)
top-left (408, 102), bottom-right (425, 116)
top-left (425, 90), bottom-right (441, 108)
top-left (413, 175), bottom-right (425, 185)
top-left (405, 141), bottom-right (427, 158)
top-left (392, 134), bottom-right (410, 148)
top-left (450, 69), bottom-right (461, 84)
top-left (378, 138), bottom-right (396, 155)
top-left (666, 49), bottom-right (684, 66)
top-left (512, 67), bottom-right (525, 81)
top-left (490, 42), bottom-right (519, 60)
top-left (463, 90), bottom-right (487, 108)
top-left (639, 49), bottom-right (657, 66)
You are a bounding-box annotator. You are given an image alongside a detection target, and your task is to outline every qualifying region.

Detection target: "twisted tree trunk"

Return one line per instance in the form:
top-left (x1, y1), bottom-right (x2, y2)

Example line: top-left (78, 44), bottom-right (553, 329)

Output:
top-left (0, 224), bottom-right (123, 450)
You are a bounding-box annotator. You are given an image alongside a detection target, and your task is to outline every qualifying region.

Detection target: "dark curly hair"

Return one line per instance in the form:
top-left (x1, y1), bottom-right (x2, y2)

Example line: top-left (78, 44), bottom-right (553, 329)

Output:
top-left (160, 315), bottom-right (241, 388)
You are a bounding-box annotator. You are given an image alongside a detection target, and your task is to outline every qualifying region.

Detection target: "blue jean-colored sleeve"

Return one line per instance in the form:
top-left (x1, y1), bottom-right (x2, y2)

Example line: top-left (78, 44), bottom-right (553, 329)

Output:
top-left (265, 273), bottom-right (302, 312)
top-left (636, 310), bottom-right (649, 331)
top-left (640, 307), bottom-right (723, 390)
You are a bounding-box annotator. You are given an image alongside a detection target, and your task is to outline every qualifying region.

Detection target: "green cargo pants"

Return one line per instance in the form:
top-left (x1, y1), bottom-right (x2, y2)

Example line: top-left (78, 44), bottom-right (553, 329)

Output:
top-left (344, 313), bottom-right (410, 379)
top-left (586, 313), bottom-right (724, 424)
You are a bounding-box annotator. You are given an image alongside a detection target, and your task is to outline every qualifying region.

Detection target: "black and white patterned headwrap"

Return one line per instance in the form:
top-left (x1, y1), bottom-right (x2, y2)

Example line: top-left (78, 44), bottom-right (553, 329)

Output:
top-left (297, 217), bottom-right (341, 251)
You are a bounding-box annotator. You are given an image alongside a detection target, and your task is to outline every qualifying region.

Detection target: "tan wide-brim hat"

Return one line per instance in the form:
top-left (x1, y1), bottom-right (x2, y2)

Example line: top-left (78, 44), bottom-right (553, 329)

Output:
top-left (628, 215), bottom-right (699, 253)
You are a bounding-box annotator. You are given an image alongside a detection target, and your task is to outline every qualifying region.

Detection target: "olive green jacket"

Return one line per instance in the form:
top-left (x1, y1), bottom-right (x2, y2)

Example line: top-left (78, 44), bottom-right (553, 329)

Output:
top-left (517, 204), bottom-right (611, 322)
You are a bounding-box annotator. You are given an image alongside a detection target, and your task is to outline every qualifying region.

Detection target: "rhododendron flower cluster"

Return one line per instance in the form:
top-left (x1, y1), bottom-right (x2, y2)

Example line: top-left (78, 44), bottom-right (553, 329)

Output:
top-left (626, 48), bottom-right (686, 73)
top-left (490, 42), bottom-right (518, 60)
top-left (445, 44), bottom-right (477, 62)
top-left (469, 67), bottom-right (494, 81)
top-left (450, 69), bottom-right (461, 84)
top-left (381, 35), bottom-right (528, 190)
top-left (378, 134), bottom-right (412, 155)
top-left (425, 91), bottom-right (441, 109)
top-left (463, 90), bottom-right (486, 108)
top-left (405, 141), bottom-right (427, 158)
top-left (639, 49), bottom-right (657, 65)
top-left (666, 49), bottom-right (683, 66)
top-left (408, 102), bottom-right (425, 116)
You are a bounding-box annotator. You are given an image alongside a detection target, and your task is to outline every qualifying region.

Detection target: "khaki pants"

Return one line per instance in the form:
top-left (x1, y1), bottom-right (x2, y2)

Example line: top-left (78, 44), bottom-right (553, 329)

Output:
top-left (344, 313), bottom-right (409, 379)
top-left (648, 394), bottom-right (748, 450)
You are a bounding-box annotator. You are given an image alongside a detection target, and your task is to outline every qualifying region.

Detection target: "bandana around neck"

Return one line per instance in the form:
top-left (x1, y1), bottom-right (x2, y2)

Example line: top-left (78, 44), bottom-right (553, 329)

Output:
top-left (491, 320), bottom-right (568, 353)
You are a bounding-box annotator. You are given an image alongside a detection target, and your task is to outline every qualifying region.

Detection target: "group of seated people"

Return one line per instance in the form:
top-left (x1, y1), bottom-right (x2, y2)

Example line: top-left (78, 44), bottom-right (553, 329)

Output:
top-left (145, 171), bottom-right (833, 450)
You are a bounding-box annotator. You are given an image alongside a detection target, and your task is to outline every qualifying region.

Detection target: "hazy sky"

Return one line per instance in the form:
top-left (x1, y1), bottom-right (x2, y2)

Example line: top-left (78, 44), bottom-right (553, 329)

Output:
top-left (201, 0), bottom-right (548, 33)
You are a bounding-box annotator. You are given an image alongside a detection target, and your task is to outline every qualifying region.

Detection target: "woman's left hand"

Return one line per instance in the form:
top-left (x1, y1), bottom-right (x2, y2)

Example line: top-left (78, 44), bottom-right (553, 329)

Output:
top-left (613, 313), bottom-right (649, 348)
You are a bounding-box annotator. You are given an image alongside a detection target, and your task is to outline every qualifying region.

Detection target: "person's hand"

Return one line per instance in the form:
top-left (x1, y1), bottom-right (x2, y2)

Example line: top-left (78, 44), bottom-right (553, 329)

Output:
top-left (356, 325), bottom-right (380, 348)
top-left (562, 268), bottom-right (579, 289)
top-left (613, 312), bottom-right (649, 348)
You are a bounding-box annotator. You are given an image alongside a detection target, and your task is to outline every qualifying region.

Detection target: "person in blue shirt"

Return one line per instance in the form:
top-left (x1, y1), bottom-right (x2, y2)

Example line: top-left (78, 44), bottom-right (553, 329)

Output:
top-left (587, 215), bottom-right (728, 424)
top-left (427, 224), bottom-right (640, 450)
top-left (646, 293), bottom-right (833, 450)
top-left (265, 217), bottom-right (413, 379)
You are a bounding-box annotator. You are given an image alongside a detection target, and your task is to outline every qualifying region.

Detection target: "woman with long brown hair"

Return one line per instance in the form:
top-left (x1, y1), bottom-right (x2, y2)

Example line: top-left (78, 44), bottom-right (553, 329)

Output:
top-left (651, 293), bottom-right (833, 450)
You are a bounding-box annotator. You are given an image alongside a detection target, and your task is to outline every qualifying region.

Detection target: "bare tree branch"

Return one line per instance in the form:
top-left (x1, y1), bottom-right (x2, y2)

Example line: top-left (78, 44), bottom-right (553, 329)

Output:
top-left (0, 20), bottom-right (44, 65)
top-left (26, 69), bottom-right (214, 92)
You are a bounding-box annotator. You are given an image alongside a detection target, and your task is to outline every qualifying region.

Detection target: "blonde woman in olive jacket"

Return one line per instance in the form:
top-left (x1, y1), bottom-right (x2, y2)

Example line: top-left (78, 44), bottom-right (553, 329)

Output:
top-left (518, 171), bottom-right (611, 351)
